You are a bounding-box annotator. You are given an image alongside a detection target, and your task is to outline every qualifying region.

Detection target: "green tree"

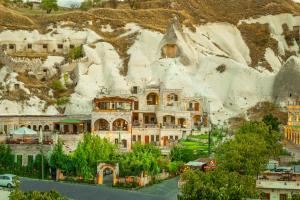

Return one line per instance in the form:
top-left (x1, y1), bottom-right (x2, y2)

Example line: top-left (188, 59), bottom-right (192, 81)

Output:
top-left (237, 121), bottom-right (283, 158)
top-left (170, 145), bottom-right (200, 163)
top-left (179, 169), bottom-right (258, 200)
top-left (263, 114), bottom-right (280, 131)
top-left (72, 133), bottom-right (117, 179)
top-left (291, 194), bottom-right (300, 200)
top-left (50, 141), bottom-right (73, 175)
top-left (119, 143), bottom-right (161, 176)
top-left (0, 144), bottom-right (14, 172)
top-left (216, 133), bottom-right (269, 176)
top-left (41, 0), bottom-right (58, 14)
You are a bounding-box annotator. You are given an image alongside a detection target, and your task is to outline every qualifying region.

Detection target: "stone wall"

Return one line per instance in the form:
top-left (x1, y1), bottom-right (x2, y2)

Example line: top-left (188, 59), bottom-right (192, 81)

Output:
top-left (0, 51), bottom-right (43, 73)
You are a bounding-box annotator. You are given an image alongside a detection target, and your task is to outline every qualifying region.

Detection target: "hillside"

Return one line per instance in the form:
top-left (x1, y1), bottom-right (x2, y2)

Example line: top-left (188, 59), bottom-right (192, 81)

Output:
top-left (0, 0), bottom-right (300, 125)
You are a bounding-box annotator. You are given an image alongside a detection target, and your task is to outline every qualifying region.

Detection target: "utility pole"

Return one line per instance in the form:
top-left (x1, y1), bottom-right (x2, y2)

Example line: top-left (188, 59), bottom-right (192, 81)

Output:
top-left (39, 127), bottom-right (44, 180)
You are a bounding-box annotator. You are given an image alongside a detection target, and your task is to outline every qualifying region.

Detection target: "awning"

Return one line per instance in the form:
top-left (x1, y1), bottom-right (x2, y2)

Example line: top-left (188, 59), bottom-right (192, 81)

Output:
top-left (57, 119), bottom-right (82, 124)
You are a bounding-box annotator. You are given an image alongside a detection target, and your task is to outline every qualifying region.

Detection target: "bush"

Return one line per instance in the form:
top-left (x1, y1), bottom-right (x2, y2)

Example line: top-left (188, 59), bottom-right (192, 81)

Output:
top-left (56, 97), bottom-right (70, 106)
top-left (68, 45), bottom-right (84, 60)
top-left (10, 190), bottom-right (67, 200)
top-left (80, 0), bottom-right (92, 11)
top-left (52, 80), bottom-right (64, 91)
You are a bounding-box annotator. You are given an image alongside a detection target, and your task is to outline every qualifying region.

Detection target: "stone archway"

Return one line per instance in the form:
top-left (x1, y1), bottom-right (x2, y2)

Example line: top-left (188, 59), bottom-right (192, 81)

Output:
top-left (97, 163), bottom-right (119, 186)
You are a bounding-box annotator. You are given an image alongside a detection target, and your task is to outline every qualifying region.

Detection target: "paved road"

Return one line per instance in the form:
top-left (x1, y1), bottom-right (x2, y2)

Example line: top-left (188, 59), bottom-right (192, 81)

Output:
top-left (0, 188), bottom-right (10, 200)
top-left (138, 177), bottom-right (179, 200)
top-left (20, 177), bottom-right (179, 200)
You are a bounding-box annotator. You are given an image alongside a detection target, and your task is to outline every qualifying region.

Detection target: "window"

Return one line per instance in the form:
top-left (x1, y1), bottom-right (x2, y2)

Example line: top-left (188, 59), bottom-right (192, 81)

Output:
top-left (57, 44), bottom-right (63, 49)
top-left (132, 86), bottom-right (138, 94)
top-left (170, 135), bottom-right (174, 140)
top-left (69, 44), bottom-right (75, 49)
top-left (280, 194), bottom-right (287, 200)
top-left (2, 44), bottom-right (7, 50)
top-left (133, 135), bottom-right (136, 142)
top-left (27, 44), bottom-right (32, 49)
top-left (9, 44), bottom-right (15, 49)
top-left (175, 136), bottom-right (178, 140)
top-left (138, 135), bottom-right (141, 142)
top-left (156, 135), bottom-right (159, 142)
top-left (174, 95), bottom-right (178, 101)
top-left (151, 135), bottom-right (154, 142)
top-left (42, 44), bottom-right (48, 49)
top-left (115, 139), bottom-right (118, 144)
top-left (145, 116), bottom-right (149, 124)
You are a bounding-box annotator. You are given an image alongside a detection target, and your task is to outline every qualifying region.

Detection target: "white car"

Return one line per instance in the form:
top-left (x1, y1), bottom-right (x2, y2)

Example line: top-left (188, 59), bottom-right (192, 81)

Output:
top-left (0, 174), bottom-right (17, 188)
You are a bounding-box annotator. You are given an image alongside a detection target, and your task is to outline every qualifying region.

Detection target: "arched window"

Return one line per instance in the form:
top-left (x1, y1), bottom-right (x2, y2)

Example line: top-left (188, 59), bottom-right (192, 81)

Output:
top-left (44, 125), bottom-right (50, 131)
top-left (146, 93), bottom-right (159, 105)
top-left (112, 119), bottom-right (128, 131)
top-left (94, 119), bottom-right (110, 131)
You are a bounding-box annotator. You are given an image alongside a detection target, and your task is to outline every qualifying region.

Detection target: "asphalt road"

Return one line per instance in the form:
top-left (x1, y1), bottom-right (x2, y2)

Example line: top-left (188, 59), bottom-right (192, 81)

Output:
top-left (20, 177), bottom-right (179, 200)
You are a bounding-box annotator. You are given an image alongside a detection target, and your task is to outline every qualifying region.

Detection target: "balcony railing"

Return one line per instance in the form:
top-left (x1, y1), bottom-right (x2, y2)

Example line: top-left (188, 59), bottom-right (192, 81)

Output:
top-left (133, 124), bottom-right (158, 128)
top-left (6, 138), bottom-right (53, 145)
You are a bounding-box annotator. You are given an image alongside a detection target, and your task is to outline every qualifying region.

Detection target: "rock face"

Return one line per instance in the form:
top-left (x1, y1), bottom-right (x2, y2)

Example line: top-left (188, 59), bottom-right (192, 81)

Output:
top-left (273, 56), bottom-right (300, 103)
top-left (2, 12), bottom-right (300, 124)
top-left (158, 16), bottom-right (194, 66)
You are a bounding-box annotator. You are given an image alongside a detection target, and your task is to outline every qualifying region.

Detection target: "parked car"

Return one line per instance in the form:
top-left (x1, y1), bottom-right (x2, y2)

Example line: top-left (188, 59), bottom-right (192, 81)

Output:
top-left (0, 174), bottom-right (17, 188)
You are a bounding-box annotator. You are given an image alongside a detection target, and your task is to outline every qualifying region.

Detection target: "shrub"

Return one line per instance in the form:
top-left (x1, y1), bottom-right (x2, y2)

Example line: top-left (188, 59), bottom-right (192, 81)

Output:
top-left (80, 0), bottom-right (92, 11)
top-left (52, 80), bottom-right (64, 91)
top-left (56, 97), bottom-right (70, 106)
top-left (10, 190), bottom-right (67, 200)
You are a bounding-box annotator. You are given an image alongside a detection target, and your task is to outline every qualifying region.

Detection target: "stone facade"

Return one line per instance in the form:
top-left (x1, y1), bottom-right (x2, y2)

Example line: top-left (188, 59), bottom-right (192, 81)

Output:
top-left (92, 85), bottom-right (209, 150)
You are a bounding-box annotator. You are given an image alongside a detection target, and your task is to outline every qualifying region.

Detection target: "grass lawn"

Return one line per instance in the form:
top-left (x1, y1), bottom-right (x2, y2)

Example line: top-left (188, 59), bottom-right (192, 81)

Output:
top-left (180, 141), bottom-right (209, 150)
top-left (189, 134), bottom-right (209, 140)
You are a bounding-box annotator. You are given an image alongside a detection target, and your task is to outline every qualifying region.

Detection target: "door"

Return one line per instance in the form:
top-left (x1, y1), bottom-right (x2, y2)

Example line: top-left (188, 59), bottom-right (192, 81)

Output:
top-left (195, 103), bottom-right (200, 111)
top-left (145, 136), bottom-right (150, 144)
top-left (163, 136), bottom-right (168, 146)
top-left (73, 124), bottom-right (78, 134)
top-left (122, 140), bottom-right (127, 148)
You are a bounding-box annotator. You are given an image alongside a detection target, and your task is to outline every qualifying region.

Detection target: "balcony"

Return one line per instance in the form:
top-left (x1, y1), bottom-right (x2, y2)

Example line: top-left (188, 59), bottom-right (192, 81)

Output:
top-left (256, 180), bottom-right (300, 190)
top-left (162, 124), bottom-right (186, 129)
top-left (6, 137), bottom-right (53, 145)
top-left (132, 124), bottom-right (158, 129)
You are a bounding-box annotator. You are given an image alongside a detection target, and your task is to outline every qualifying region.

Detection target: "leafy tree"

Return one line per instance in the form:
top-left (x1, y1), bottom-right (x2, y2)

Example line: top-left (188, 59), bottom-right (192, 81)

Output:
top-left (168, 161), bottom-right (183, 175)
top-left (41, 0), bottom-right (58, 14)
top-left (179, 169), bottom-right (258, 200)
top-left (216, 133), bottom-right (269, 176)
top-left (263, 114), bottom-right (280, 131)
top-left (50, 141), bottom-right (74, 175)
top-left (237, 121), bottom-right (282, 158)
top-left (0, 144), bottom-right (14, 171)
top-left (170, 145), bottom-right (203, 163)
top-left (72, 133), bottom-right (117, 179)
top-left (291, 194), bottom-right (300, 200)
top-left (119, 143), bottom-right (161, 176)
